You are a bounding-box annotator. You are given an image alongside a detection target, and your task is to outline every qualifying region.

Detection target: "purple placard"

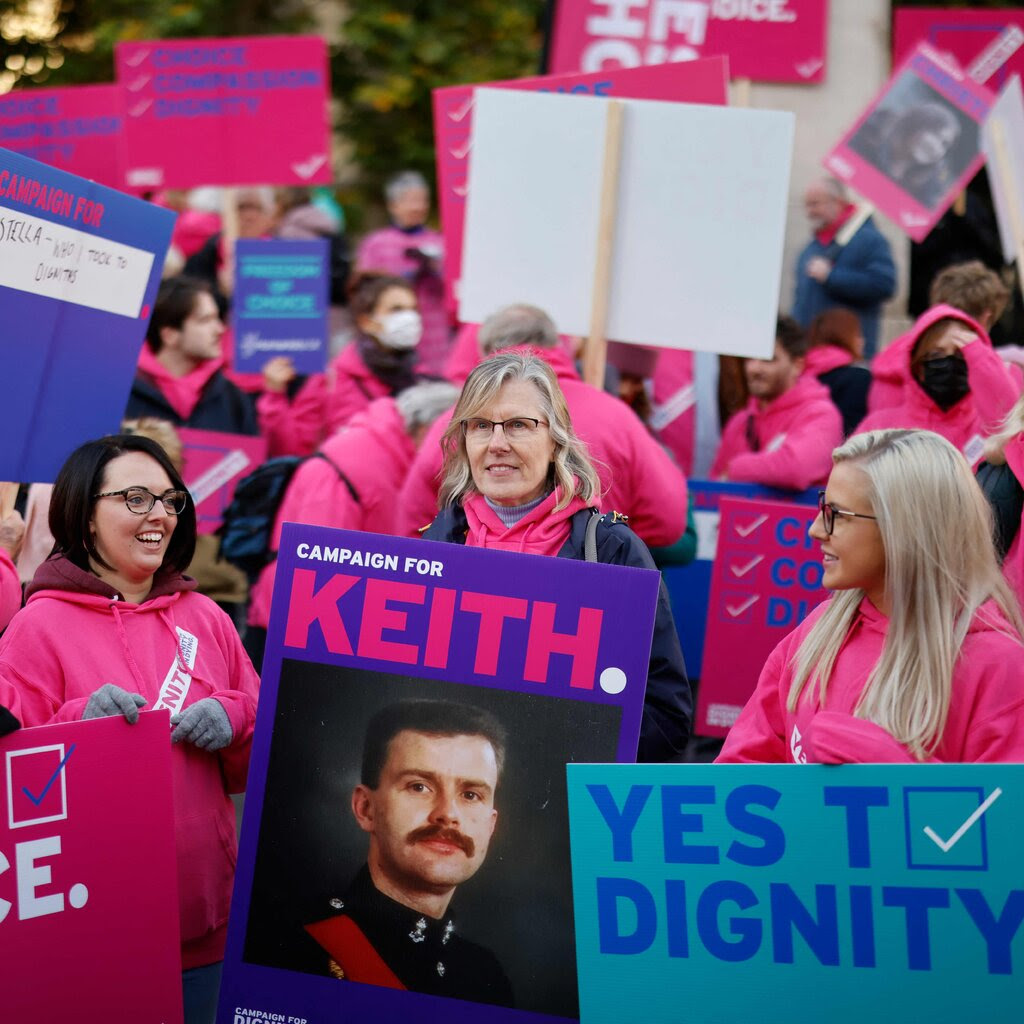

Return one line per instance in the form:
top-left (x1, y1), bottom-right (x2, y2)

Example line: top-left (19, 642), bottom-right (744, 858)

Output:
top-left (231, 238), bottom-right (329, 374)
top-left (824, 42), bottom-right (995, 241)
top-left (218, 523), bottom-right (657, 1024)
top-left (0, 147), bottom-right (175, 482)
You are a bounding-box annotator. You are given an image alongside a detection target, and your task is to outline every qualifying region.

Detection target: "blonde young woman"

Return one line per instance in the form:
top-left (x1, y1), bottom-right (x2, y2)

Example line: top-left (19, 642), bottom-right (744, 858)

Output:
top-left (718, 428), bottom-right (1024, 763)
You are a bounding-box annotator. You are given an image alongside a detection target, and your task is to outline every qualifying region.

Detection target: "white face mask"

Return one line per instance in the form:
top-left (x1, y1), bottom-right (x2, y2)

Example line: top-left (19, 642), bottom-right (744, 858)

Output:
top-left (377, 309), bottom-right (422, 350)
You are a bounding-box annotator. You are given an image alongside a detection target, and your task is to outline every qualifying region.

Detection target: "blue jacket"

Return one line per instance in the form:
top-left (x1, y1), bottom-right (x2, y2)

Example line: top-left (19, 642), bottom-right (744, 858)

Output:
top-left (424, 506), bottom-right (693, 762)
top-left (792, 217), bottom-right (896, 357)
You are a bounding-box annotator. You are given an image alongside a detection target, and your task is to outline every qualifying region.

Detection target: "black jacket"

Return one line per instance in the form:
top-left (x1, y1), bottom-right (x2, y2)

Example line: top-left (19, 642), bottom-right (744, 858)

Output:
top-left (424, 506), bottom-right (692, 761)
top-left (125, 368), bottom-right (259, 436)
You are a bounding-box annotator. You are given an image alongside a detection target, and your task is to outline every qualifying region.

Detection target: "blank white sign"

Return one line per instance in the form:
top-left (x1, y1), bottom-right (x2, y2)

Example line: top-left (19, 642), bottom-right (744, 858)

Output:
top-left (982, 74), bottom-right (1024, 266)
top-left (460, 88), bottom-right (794, 359)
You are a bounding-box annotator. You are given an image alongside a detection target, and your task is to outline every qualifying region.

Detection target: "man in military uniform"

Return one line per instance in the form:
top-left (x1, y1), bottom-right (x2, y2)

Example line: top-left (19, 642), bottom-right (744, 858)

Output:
top-left (303, 698), bottom-right (513, 1006)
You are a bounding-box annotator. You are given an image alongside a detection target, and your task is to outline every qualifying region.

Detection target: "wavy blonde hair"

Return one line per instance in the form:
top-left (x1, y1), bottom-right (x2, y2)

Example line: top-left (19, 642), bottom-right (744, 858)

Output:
top-left (788, 429), bottom-right (1023, 758)
top-left (438, 352), bottom-right (599, 512)
top-left (983, 392), bottom-right (1024, 466)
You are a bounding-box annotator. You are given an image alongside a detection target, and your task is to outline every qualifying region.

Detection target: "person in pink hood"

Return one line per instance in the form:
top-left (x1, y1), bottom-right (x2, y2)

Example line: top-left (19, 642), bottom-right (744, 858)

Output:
top-left (854, 304), bottom-right (1019, 468)
top-left (711, 316), bottom-right (843, 490)
top-left (718, 429), bottom-right (1024, 764)
top-left (244, 381), bottom-right (458, 671)
top-left (423, 351), bottom-right (691, 761)
top-left (398, 304), bottom-right (689, 547)
top-left (803, 308), bottom-right (870, 437)
top-left (0, 434), bottom-right (259, 1022)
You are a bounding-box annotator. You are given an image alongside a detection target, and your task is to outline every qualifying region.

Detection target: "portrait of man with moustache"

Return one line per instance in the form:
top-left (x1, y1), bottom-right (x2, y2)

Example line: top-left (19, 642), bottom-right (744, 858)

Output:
top-left (299, 697), bottom-right (514, 1007)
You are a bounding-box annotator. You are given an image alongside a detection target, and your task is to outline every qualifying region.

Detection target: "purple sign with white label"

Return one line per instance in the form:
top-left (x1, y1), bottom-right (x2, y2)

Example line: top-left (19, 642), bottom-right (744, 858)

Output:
top-left (218, 523), bottom-right (657, 1024)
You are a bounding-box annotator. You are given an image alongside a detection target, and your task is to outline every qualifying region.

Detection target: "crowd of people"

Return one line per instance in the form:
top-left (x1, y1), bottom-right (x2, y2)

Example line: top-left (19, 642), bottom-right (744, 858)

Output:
top-left (3, 167), bottom-right (1024, 1019)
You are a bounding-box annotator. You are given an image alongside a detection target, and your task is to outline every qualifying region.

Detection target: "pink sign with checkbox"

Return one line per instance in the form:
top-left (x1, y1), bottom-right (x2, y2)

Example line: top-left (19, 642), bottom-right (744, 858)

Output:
top-left (698, 495), bottom-right (828, 738)
top-left (2, 713), bottom-right (182, 1024)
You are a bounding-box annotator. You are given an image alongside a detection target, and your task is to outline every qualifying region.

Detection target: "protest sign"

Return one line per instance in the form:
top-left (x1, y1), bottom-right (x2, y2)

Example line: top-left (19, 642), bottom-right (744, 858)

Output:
top-left (824, 43), bottom-right (994, 243)
top-left (179, 427), bottom-right (267, 534)
top-left (231, 239), bottom-right (329, 375)
top-left (696, 495), bottom-right (827, 737)
top-left (0, 148), bottom-right (174, 482)
top-left (0, 85), bottom-right (123, 188)
top-left (218, 523), bottom-right (657, 1023)
top-left (3, 713), bottom-right (181, 1024)
top-left (432, 58), bottom-right (728, 316)
top-left (894, 9), bottom-right (1024, 90)
top-left (460, 89), bottom-right (793, 358)
top-left (568, 762), bottom-right (1023, 1023)
top-left (115, 35), bottom-right (332, 190)
top-left (981, 75), bottom-right (1024, 271)
top-left (662, 482), bottom-right (817, 686)
top-left (546, 0), bottom-right (827, 83)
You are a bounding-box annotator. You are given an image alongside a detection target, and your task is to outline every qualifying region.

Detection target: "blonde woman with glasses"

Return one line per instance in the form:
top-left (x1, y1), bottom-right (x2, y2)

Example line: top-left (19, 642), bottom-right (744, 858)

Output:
top-left (719, 428), bottom-right (1024, 763)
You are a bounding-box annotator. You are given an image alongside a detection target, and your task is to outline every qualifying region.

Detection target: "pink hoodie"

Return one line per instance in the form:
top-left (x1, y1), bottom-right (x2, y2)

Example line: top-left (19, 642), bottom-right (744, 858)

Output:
top-left (855, 305), bottom-right (1020, 466)
top-left (0, 556), bottom-right (260, 967)
top-left (325, 342), bottom-right (393, 433)
top-left (0, 548), bottom-right (19, 631)
top-left (136, 344), bottom-right (224, 421)
top-left (651, 349), bottom-right (696, 475)
top-left (718, 596), bottom-right (1024, 763)
top-left (803, 344), bottom-right (855, 377)
top-left (248, 398), bottom-right (417, 629)
top-left (462, 490), bottom-right (588, 556)
top-left (396, 346), bottom-right (688, 546)
top-left (711, 374), bottom-right (843, 490)
top-left (257, 373), bottom-right (328, 457)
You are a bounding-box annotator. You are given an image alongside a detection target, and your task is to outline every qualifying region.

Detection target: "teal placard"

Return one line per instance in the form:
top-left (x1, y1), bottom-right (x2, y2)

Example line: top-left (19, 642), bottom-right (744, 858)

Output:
top-left (567, 764), bottom-right (1024, 1023)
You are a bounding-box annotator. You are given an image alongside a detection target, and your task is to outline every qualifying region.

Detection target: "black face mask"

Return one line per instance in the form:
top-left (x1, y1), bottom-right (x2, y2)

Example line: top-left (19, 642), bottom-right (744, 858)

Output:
top-left (919, 355), bottom-right (969, 411)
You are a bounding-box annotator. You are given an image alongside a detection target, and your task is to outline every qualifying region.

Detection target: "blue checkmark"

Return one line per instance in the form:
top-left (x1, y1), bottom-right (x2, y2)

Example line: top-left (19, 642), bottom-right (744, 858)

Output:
top-left (21, 744), bottom-right (75, 806)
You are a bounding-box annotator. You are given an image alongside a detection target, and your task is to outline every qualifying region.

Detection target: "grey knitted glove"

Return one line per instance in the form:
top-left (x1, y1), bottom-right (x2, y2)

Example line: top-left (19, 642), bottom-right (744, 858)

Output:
top-left (170, 698), bottom-right (233, 751)
top-left (83, 684), bottom-right (147, 724)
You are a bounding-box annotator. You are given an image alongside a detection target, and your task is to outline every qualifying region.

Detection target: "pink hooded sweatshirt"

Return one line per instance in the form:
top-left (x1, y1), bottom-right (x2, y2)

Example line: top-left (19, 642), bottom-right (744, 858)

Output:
top-left (0, 548), bottom-right (20, 631)
top-left (855, 305), bottom-right (1020, 467)
top-left (0, 556), bottom-right (260, 968)
top-left (325, 341), bottom-right (394, 433)
top-left (711, 374), bottom-right (843, 491)
top-left (396, 346), bottom-right (689, 546)
top-left (257, 373), bottom-right (328, 457)
top-left (651, 349), bottom-right (697, 475)
top-left (248, 398), bottom-right (417, 630)
top-left (718, 596), bottom-right (1024, 763)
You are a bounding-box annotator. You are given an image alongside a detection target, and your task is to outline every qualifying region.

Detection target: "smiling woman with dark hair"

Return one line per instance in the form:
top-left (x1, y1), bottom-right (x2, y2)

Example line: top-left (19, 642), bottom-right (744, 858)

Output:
top-left (0, 433), bottom-right (260, 1023)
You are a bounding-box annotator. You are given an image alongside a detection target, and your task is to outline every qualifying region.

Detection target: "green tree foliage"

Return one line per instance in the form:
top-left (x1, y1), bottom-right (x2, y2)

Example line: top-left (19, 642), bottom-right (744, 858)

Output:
top-left (333, 0), bottom-right (546, 224)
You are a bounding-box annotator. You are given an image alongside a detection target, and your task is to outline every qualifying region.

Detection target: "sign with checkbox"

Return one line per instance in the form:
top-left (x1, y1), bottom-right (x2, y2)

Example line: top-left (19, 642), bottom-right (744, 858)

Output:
top-left (6, 742), bottom-right (73, 829)
top-left (568, 763), bottom-right (1024, 1024)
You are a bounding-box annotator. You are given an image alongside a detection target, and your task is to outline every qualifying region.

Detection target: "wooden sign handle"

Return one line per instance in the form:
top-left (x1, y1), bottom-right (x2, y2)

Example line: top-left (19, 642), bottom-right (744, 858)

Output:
top-left (582, 100), bottom-right (625, 390)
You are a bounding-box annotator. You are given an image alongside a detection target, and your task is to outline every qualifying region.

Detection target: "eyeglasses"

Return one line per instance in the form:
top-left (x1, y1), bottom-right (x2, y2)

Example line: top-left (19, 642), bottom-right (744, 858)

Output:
top-left (93, 486), bottom-right (189, 515)
top-left (817, 491), bottom-right (877, 536)
top-left (461, 417), bottom-right (547, 442)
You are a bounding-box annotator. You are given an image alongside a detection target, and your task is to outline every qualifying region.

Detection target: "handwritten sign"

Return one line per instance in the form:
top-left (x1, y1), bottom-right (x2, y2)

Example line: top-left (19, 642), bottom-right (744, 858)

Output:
top-left (231, 239), bottom-right (329, 374)
top-left (824, 42), bottom-right (995, 242)
top-left (546, 0), bottom-right (828, 84)
top-left (0, 148), bottom-right (174, 482)
top-left (432, 57), bottom-right (727, 314)
top-left (0, 85), bottom-right (123, 188)
top-left (217, 524), bottom-right (656, 1024)
top-left (568, 762), bottom-right (1024, 1023)
top-left (179, 426), bottom-right (267, 534)
top-left (697, 495), bottom-right (827, 736)
top-left (3, 713), bottom-right (182, 1024)
top-left (115, 35), bottom-right (332, 189)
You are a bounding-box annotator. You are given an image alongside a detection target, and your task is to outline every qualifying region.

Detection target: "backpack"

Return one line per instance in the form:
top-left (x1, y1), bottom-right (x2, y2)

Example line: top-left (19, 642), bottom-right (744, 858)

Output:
top-left (217, 452), bottom-right (359, 581)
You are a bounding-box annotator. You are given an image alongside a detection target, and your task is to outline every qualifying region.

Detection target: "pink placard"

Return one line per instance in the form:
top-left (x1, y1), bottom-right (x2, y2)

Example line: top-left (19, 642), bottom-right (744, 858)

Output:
top-left (894, 8), bottom-right (1024, 89)
top-left (432, 57), bottom-right (728, 314)
top-left (698, 496), bottom-right (827, 737)
top-left (179, 427), bottom-right (267, 534)
top-left (823, 42), bottom-right (995, 243)
top-left (2, 713), bottom-right (182, 1024)
top-left (115, 35), bottom-right (332, 190)
top-left (0, 84), bottom-right (123, 189)
top-left (547, 0), bottom-right (827, 84)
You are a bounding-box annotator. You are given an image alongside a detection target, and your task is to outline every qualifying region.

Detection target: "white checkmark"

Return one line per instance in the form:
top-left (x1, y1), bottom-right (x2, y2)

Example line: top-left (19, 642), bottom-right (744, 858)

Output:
top-left (726, 595), bottom-right (758, 617)
top-left (730, 555), bottom-right (763, 578)
top-left (923, 787), bottom-right (1002, 852)
top-left (450, 140), bottom-right (471, 160)
top-left (448, 96), bottom-right (474, 122)
top-left (129, 99), bottom-right (153, 118)
top-left (734, 515), bottom-right (768, 538)
top-left (124, 48), bottom-right (150, 68)
top-left (128, 76), bottom-right (151, 92)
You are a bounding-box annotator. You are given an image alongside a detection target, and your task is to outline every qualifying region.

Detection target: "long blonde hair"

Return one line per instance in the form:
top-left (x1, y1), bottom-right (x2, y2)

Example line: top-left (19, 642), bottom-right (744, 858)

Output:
top-left (787, 429), bottom-right (1023, 758)
top-left (438, 352), bottom-right (599, 512)
top-left (983, 391), bottom-right (1024, 466)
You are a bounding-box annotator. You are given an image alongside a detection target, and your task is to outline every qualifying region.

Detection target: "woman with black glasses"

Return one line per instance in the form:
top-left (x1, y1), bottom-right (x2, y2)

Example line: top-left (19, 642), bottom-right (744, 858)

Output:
top-left (0, 433), bottom-right (259, 1023)
top-left (718, 428), bottom-right (1024, 763)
